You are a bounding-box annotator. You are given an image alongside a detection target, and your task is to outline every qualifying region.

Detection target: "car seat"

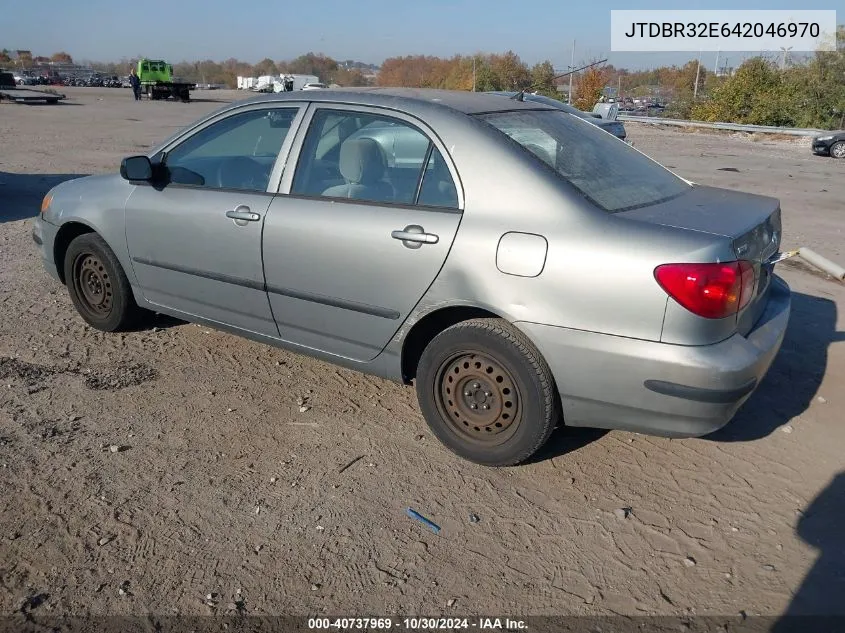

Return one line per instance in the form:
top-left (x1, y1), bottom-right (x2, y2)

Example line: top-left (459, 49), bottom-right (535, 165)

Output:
top-left (322, 138), bottom-right (395, 202)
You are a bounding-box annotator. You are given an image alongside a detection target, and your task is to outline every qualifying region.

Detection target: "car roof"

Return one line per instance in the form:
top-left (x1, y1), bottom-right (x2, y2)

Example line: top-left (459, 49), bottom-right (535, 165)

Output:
top-left (233, 87), bottom-right (558, 115)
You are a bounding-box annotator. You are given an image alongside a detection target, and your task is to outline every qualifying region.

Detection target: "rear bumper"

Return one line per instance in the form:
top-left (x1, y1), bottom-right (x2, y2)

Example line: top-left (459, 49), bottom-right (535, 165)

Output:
top-left (515, 275), bottom-right (791, 438)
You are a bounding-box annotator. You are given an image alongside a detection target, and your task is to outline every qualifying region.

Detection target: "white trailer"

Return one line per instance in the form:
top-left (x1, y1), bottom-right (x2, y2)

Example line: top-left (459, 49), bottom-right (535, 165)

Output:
top-left (237, 76), bottom-right (257, 90)
top-left (275, 74), bottom-right (320, 91)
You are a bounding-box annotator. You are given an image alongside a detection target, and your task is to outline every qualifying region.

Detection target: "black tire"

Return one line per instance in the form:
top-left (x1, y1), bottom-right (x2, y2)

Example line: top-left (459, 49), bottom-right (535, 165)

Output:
top-left (830, 141), bottom-right (845, 159)
top-left (63, 233), bottom-right (142, 332)
top-left (415, 318), bottom-right (560, 466)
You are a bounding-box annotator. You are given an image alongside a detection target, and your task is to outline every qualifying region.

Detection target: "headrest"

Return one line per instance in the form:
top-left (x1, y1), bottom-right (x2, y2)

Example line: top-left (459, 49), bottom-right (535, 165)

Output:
top-left (339, 138), bottom-right (386, 184)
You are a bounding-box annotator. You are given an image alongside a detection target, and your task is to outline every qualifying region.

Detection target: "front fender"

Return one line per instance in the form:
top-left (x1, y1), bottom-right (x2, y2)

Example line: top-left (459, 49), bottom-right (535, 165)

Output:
top-left (46, 174), bottom-right (136, 286)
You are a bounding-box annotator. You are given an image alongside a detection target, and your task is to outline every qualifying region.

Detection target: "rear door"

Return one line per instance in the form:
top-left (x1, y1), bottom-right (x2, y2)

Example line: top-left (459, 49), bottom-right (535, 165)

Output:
top-left (261, 104), bottom-right (463, 361)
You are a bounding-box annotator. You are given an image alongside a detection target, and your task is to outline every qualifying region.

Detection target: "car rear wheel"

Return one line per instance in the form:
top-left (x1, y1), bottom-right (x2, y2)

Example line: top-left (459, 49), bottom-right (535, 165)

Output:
top-left (830, 141), bottom-right (845, 159)
top-left (64, 233), bottom-right (143, 332)
top-left (415, 318), bottom-right (559, 466)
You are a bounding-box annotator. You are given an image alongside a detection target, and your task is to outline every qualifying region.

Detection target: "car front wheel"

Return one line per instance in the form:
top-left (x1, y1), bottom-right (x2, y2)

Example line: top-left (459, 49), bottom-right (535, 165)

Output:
top-left (415, 318), bottom-right (560, 466)
top-left (63, 233), bottom-right (143, 332)
top-left (830, 141), bottom-right (845, 159)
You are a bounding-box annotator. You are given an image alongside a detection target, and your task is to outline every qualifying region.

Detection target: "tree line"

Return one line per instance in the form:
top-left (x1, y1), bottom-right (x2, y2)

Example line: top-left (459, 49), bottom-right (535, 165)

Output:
top-left (4, 31), bottom-right (843, 129)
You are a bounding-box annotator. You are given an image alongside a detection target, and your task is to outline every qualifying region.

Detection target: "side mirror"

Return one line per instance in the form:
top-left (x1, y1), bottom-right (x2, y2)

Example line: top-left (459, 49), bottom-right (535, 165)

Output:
top-left (120, 155), bottom-right (153, 181)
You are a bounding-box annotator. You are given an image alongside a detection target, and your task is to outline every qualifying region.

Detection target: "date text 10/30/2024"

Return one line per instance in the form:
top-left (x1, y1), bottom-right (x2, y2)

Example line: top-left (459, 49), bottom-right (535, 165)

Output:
top-left (307, 618), bottom-right (528, 630)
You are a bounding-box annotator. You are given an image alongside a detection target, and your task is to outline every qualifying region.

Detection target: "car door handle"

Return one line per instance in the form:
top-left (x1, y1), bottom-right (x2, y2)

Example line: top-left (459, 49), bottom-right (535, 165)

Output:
top-left (226, 206), bottom-right (261, 224)
top-left (391, 225), bottom-right (439, 247)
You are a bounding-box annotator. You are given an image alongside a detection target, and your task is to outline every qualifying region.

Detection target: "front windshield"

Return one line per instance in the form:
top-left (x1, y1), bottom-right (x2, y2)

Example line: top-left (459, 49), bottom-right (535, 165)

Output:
top-left (478, 109), bottom-right (690, 213)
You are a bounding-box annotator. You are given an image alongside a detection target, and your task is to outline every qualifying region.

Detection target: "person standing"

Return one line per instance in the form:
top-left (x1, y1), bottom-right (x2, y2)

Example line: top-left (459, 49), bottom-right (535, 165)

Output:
top-left (129, 67), bottom-right (141, 101)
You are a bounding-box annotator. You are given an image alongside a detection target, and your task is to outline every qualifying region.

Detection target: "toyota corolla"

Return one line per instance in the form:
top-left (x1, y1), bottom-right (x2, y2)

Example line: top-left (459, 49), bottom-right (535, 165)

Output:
top-left (32, 88), bottom-right (791, 466)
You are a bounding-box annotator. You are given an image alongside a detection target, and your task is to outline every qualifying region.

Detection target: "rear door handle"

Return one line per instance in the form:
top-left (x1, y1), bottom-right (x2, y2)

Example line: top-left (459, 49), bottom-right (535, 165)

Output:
top-left (226, 206), bottom-right (261, 225)
top-left (391, 225), bottom-right (439, 249)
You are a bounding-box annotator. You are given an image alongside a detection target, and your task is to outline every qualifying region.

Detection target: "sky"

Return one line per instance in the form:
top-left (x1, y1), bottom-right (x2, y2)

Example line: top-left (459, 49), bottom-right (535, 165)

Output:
top-left (6, 0), bottom-right (840, 71)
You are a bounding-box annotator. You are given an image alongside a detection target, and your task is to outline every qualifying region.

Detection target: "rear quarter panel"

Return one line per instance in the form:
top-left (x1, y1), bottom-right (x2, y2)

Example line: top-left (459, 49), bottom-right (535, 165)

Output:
top-left (391, 111), bottom-right (726, 344)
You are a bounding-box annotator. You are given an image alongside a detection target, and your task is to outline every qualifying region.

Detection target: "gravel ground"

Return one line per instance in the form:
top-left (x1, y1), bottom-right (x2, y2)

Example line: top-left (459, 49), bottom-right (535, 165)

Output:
top-left (1, 88), bottom-right (844, 622)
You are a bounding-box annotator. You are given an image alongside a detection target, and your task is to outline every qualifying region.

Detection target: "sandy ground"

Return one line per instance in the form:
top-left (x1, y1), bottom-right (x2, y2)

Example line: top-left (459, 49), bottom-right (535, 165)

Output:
top-left (1, 87), bottom-right (844, 622)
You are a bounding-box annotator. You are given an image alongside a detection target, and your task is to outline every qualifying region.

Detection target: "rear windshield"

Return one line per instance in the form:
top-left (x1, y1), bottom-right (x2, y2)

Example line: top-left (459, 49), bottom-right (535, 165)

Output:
top-left (477, 110), bottom-right (690, 213)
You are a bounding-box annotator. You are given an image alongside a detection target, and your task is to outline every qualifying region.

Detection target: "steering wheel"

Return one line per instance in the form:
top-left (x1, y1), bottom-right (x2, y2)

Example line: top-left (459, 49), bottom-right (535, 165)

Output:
top-left (215, 156), bottom-right (266, 190)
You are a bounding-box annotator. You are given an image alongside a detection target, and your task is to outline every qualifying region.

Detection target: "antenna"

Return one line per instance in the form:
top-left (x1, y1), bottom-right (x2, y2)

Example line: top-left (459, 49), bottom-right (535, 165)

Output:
top-left (509, 58), bottom-right (608, 102)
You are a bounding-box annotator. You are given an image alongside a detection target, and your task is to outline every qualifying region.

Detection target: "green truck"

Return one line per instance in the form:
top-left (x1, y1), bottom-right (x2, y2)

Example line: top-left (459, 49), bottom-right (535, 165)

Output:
top-left (137, 58), bottom-right (195, 102)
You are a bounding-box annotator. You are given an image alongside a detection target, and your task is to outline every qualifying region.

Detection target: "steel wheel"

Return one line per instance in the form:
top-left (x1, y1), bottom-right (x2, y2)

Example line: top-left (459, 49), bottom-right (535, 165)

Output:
top-left (63, 233), bottom-right (145, 332)
top-left (831, 141), bottom-right (845, 159)
top-left (72, 253), bottom-right (113, 317)
top-left (416, 318), bottom-right (559, 466)
top-left (434, 351), bottom-right (523, 446)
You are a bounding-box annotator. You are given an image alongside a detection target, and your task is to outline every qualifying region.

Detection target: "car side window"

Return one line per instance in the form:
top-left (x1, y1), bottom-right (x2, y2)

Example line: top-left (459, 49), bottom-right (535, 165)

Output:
top-left (164, 107), bottom-right (298, 192)
top-left (417, 147), bottom-right (459, 208)
top-left (291, 109), bottom-right (455, 206)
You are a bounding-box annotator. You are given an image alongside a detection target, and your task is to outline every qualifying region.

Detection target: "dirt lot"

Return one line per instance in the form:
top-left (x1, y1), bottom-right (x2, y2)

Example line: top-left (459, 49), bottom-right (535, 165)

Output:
top-left (1, 88), bottom-right (844, 622)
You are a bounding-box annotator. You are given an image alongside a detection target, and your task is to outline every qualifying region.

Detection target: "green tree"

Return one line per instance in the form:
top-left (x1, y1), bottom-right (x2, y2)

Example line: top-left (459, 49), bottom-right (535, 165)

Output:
top-left (489, 51), bottom-right (530, 90)
top-left (253, 57), bottom-right (278, 77)
top-left (472, 56), bottom-right (498, 91)
top-left (788, 25), bottom-right (845, 128)
top-left (667, 60), bottom-right (708, 118)
top-left (284, 52), bottom-right (338, 81)
top-left (573, 65), bottom-right (609, 110)
top-left (692, 57), bottom-right (798, 126)
top-left (530, 61), bottom-right (556, 97)
top-left (333, 67), bottom-right (371, 87)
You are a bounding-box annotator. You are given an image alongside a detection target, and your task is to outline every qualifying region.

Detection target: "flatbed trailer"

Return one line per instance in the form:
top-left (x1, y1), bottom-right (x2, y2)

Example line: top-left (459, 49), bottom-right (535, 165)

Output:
top-left (136, 59), bottom-right (195, 102)
top-left (0, 72), bottom-right (66, 104)
top-left (142, 81), bottom-right (196, 102)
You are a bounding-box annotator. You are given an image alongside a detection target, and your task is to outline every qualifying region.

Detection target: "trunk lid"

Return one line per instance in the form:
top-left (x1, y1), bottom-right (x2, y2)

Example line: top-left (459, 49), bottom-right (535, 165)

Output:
top-left (620, 185), bottom-right (782, 335)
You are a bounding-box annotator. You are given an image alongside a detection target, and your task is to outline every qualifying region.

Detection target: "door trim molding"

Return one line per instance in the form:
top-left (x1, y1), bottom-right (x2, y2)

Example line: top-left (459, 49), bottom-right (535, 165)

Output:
top-left (131, 256), bottom-right (400, 320)
top-left (265, 283), bottom-right (400, 320)
top-left (132, 257), bottom-right (265, 291)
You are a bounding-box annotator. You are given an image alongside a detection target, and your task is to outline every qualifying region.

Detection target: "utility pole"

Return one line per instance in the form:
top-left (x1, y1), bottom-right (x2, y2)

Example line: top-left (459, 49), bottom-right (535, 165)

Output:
top-left (472, 57), bottom-right (476, 92)
top-left (714, 48), bottom-right (720, 74)
top-left (693, 49), bottom-right (702, 99)
top-left (779, 46), bottom-right (792, 70)
top-left (568, 39), bottom-right (575, 104)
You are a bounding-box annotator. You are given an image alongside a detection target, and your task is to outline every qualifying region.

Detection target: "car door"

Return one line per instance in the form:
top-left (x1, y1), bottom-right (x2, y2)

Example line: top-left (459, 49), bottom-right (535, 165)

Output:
top-left (262, 105), bottom-right (464, 361)
top-left (124, 104), bottom-right (304, 336)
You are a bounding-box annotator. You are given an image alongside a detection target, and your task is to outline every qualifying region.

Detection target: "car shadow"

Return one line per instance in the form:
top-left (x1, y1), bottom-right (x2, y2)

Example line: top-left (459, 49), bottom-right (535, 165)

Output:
top-left (526, 426), bottom-right (609, 464)
top-left (0, 172), bottom-right (87, 223)
top-left (18, 101), bottom-right (83, 106)
top-left (770, 471), bottom-right (845, 632)
top-left (132, 312), bottom-right (187, 332)
top-left (706, 290), bottom-right (842, 442)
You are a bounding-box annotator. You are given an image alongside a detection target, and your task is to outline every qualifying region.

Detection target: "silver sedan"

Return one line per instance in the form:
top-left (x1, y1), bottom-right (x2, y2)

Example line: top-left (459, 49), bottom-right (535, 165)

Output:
top-left (32, 88), bottom-right (791, 466)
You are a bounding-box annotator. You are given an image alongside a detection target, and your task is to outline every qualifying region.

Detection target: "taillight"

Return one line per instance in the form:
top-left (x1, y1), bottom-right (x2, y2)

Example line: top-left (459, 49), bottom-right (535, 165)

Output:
top-left (654, 261), bottom-right (756, 319)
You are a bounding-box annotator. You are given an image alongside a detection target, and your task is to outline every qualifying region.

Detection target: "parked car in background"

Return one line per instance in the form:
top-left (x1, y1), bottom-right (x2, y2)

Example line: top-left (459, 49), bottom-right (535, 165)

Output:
top-left (301, 82), bottom-right (328, 90)
top-left (487, 91), bottom-right (627, 141)
top-left (33, 88), bottom-right (791, 466)
top-left (812, 131), bottom-right (845, 159)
